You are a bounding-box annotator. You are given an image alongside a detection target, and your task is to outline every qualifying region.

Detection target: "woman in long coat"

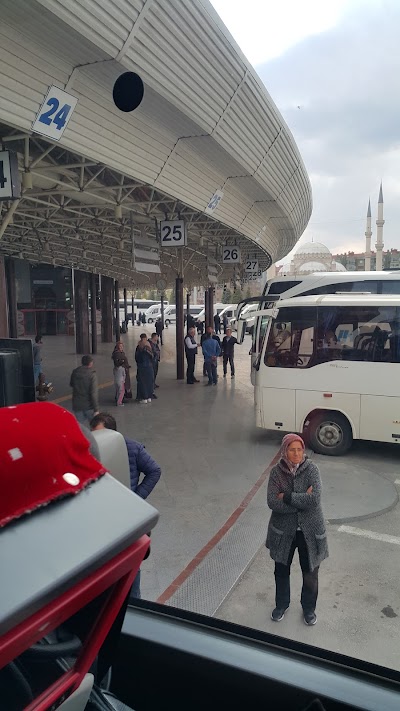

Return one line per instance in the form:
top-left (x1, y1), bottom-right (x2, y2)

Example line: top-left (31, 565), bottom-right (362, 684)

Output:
top-left (135, 333), bottom-right (154, 403)
top-left (266, 433), bottom-right (328, 626)
top-left (112, 341), bottom-right (132, 399)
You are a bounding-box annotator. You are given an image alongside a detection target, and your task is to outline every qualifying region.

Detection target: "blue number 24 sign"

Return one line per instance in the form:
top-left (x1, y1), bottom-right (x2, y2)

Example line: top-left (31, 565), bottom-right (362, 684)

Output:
top-left (32, 85), bottom-right (78, 141)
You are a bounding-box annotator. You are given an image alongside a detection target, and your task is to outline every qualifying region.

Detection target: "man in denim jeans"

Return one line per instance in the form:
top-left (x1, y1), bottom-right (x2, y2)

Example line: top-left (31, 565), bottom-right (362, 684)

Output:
top-left (202, 330), bottom-right (221, 385)
top-left (70, 354), bottom-right (99, 426)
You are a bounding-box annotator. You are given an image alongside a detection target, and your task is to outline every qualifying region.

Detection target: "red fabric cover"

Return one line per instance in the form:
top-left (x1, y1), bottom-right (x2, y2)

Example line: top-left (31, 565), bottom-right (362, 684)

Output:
top-left (0, 402), bottom-right (106, 528)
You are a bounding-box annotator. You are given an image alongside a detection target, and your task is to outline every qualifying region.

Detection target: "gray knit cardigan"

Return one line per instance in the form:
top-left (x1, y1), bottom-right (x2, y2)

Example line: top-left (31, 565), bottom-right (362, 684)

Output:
top-left (266, 457), bottom-right (329, 571)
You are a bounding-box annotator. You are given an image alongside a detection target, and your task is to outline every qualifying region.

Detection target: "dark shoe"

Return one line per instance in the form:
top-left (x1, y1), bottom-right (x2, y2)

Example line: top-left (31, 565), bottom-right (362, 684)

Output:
top-left (223, 373), bottom-right (227, 377)
top-left (304, 611), bottom-right (317, 626)
top-left (271, 607), bottom-right (288, 622)
top-left (193, 378), bottom-right (200, 383)
top-left (152, 393), bottom-right (158, 399)
top-left (155, 384), bottom-right (160, 388)
top-left (213, 382), bottom-right (217, 386)
top-left (187, 381), bottom-right (194, 385)
top-left (231, 373), bottom-right (235, 378)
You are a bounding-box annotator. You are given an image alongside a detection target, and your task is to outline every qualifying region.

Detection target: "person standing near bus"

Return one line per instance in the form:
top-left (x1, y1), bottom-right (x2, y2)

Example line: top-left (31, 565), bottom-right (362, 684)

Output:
top-left (266, 433), bottom-right (328, 626)
top-left (222, 327), bottom-right (237, 378)
top-left (184, 326), bottom-right (199, 384)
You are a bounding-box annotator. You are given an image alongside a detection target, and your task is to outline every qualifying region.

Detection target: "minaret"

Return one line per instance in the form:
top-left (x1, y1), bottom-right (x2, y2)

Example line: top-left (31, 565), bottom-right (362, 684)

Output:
top-left (364, 198), bottom-right (372, 271)
top-left (375, 182), bottom-right (384, 271)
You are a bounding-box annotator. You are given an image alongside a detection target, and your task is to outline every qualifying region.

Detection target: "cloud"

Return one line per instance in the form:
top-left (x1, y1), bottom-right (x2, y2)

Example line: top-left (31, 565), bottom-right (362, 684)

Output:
top-left (256, 0), bottom-right (400, 257)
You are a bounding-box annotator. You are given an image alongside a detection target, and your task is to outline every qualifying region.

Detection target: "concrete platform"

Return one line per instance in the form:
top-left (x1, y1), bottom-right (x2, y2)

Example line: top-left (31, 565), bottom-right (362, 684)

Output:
top-left (33, 325), bottom-right (400, 673)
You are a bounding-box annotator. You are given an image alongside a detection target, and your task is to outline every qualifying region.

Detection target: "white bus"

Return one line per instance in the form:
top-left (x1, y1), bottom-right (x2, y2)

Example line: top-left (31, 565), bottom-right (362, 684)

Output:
top-left (238, 294), bottom-right (400, 455)
top-left (238, 270), bottom-right (400, 336)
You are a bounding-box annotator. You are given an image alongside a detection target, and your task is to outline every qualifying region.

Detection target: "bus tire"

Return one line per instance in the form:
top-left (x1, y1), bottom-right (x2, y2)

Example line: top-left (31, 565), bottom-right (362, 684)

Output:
top-left (148, 318), bottom-right (153, 323)
top-left (165, 319), bottom-right (170, 326)
top-left (306, 411), bottom-right (352, 456)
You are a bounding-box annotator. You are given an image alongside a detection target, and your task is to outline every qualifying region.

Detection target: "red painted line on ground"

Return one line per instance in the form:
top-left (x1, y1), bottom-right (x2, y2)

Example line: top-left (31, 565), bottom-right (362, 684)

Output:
top-left (156, 448), bottom-right (281, 605)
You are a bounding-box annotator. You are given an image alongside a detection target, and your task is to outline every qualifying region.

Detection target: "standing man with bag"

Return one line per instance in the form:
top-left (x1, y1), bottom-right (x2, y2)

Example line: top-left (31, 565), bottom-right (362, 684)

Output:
top-left (184, 326), bottom-right (199, 384)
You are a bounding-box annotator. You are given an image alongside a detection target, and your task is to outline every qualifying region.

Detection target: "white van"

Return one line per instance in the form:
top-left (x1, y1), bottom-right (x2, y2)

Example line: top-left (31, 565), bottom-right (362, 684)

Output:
top-left (197, 303), bottom-right (226, 323)
top-left (218, 304), bottom-right (236, 324)
top-left (164, 305), bottom-right (176, 325)
top-left (144, 304), bottom-right (162, 323)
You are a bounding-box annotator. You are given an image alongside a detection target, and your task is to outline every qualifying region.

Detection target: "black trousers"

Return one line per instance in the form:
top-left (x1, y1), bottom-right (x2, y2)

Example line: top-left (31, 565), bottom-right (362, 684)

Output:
top-left (223, 353), bottom-right (235, 375)
top-left (274, 530), bottom-right (319, 613)
top-left (186, 353), bottom-right (196, 383)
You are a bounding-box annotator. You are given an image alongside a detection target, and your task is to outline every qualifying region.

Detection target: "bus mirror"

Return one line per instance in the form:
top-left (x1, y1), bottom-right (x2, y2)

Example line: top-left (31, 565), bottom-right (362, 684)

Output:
top-left (237, 320), bottom-right (246, 344)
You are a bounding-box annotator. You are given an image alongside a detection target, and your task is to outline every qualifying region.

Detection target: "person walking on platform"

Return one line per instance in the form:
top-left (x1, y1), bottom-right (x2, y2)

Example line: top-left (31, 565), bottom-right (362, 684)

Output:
top-left (32, 334), bottom-right (43, 384)
top-left (201, 326), bottom-right (221, 376)
top-left (214, 312), bottom-right (221, 334)
top-left (113, 361), bottom-right (126, 407)
top-left (266, 433), bottom-right (328, 626)
top-left (155, 317), bottom-right (164, 345)
top-left (149, 333), bottom-right (161, 392)
top-left (135, 334), bottom-right (154, 403)
top-left (223, 313), bottom-right (229, 334)
top-left (70, 355), bottom-right (99, 426)
top-left (202, 329), bottom-right (221, 385)
top-left (185, 326), bottom-right (199, 384)
top-left (222, 327), bottom-right (237, 378)
top-left (90, 411), bottom-right (161, 599)
top-left (197, 319), bottom-right (204, 336)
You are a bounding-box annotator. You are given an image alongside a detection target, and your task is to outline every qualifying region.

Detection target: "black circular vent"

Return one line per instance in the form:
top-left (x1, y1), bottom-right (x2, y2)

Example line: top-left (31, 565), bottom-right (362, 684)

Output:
top-left (113, 72), bottom-right (144, 112)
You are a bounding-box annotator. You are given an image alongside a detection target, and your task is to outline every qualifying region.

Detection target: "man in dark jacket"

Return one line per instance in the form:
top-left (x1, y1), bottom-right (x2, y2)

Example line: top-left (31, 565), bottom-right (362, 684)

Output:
top-left (90, 411), bottom-right (161, 599)
top-left (70, 355), bottom-right (99, 426)
top-left (214, 312), bottom-right (221, 334)
top-left (221, 327), bottom-right (237, 378)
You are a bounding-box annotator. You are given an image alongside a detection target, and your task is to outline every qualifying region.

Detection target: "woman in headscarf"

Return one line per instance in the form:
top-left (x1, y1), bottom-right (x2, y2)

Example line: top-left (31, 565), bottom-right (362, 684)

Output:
top-left (266, 433), bottom-right (328, 626)
top-left (112, 341), bottom-right (132, 400)
top-left (135, 333), bottom-right (154, 403)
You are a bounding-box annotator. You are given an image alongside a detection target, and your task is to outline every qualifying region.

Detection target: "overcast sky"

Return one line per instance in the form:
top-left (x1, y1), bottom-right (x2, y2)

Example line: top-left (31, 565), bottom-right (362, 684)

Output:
top-left (211, 0), bottom-right (400, 260)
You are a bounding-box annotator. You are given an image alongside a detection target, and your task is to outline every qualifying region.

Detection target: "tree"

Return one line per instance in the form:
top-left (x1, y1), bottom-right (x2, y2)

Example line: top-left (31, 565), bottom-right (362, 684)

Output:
top-left (222, 288), bottom-right (232, 304)
top-left (231, 289), bottom-right (243, 304)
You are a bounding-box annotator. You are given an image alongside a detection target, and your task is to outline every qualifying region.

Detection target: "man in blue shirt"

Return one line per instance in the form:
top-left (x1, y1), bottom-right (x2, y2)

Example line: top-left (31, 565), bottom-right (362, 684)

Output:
top-left (202, 330), bottom-right (221, 385)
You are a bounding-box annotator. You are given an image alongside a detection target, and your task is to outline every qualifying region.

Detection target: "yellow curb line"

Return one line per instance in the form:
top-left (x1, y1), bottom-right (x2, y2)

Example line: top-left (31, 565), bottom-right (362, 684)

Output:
top-left (51, 380), bottom-right (114, 405)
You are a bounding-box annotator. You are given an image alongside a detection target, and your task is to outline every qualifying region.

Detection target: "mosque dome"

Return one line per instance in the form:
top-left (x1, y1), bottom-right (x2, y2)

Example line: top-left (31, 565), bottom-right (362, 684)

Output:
top-left (296, 241), bottom-right (331, 257)
top-left (333, 261), bottom-right (347, 271)
top-left (298, 261), bottom-right (328, 273)
top-left (278, 260), bottom-right (293, 275)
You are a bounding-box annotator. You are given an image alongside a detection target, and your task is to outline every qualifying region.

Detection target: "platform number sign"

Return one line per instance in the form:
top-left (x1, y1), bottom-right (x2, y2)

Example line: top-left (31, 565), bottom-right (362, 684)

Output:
top-left (32, 85), bottom-right (78, 141)
top-left (160, 220), bottom-right (187, 247)
top-left (0, 150), bottom-right (21, 201)
top-left (222, 246), bottom-right (241, 264)
top-left (245, 259), bottom-right (259, 273)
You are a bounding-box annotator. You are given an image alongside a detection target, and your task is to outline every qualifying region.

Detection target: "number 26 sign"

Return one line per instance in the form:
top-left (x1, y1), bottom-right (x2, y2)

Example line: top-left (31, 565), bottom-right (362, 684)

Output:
top-left (32, 85), bottom-right (78, 141)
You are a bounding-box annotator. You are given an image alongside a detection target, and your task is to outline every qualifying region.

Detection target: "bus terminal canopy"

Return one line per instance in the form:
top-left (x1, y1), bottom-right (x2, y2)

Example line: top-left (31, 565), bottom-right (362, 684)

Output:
top-left (0, 0), bottom-right (312, 288)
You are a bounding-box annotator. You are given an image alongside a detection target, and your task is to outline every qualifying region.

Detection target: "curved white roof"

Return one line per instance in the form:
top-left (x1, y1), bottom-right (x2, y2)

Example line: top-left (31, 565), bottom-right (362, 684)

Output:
top-left (0, 0), bottom-right (312, 284)
top-left (333, 261), bottom-right (347, 272)
top-left (296, 242), bottom-right (331, 257)
top-left (298, 261), bottom-right (329, 273)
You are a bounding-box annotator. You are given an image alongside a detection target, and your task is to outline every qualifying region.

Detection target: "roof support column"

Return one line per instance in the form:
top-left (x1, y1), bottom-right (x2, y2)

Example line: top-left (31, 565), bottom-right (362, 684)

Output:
top-left (5, 258), bottom-right (17, 339)
top-left (208, 287), bottom-right (214, 330)
top-left (114, 280), bottom-right (120, 342)
top-left (101, 276), bottom-right (113, 343)
top-left (90, 273), bottom-right (97, 355)
top-left (204, 289), bottom-right (209, 330)
top-left (123, 288), bottom-right (128, 327)
top-left (176, 276), bottom-right (184, 380)
top-left (0, 256), bottom-right (9, 337)
top-left (74, 270), bottom-right (90, 355)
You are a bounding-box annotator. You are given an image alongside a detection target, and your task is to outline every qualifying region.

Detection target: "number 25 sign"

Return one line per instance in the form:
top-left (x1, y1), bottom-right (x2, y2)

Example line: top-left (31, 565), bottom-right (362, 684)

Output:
top-left (32, 85), bottom-right (78, 141)
top-left (160, 220), bottom-right (187, 247)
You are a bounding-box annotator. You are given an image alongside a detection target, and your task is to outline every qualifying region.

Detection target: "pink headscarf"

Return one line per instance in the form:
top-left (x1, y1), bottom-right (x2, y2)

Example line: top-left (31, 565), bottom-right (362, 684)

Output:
top-left (280, 433), bottom-right (305, 474)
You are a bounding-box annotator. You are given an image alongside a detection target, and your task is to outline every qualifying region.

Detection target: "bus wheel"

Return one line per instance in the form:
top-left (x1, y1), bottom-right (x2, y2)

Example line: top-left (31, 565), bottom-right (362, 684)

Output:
top-left (307, 412), bottom-right (352, 456)
top-left (165, 319), bottom-right (170, 326)
top-left (148, 318), bottom-right (153, 323)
